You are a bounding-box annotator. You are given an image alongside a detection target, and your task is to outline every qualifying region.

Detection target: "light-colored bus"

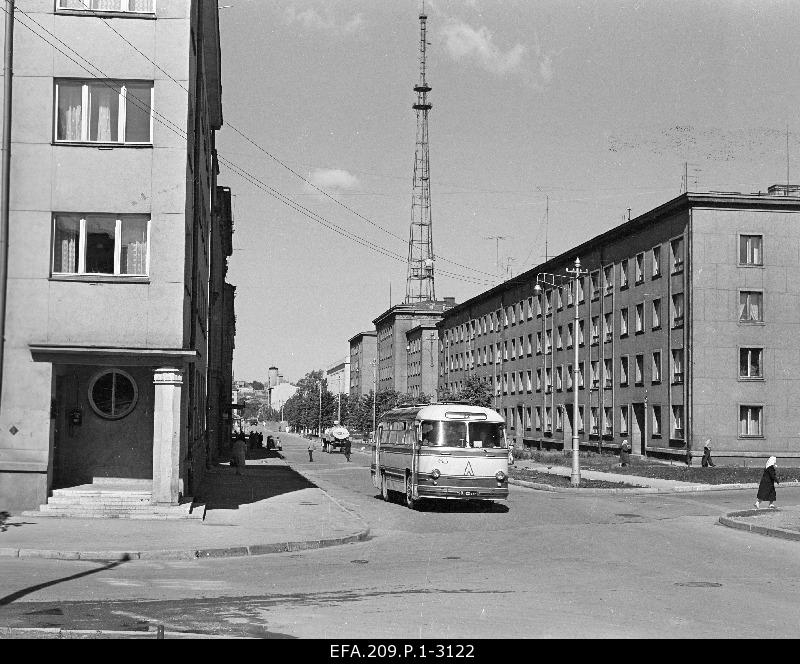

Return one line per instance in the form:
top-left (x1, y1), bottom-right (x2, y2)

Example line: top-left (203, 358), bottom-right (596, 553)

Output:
top-left (371, 403), bottom-right (509, 509)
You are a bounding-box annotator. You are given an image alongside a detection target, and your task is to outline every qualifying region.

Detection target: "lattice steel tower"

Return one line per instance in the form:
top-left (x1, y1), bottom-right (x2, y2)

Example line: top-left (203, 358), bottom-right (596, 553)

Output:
top-left (405, 9), bottom-right (436, 303)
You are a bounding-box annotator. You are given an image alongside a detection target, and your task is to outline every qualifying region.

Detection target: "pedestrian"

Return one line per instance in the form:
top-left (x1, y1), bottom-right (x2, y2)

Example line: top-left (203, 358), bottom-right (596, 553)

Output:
top-left (620, 439), bottom-right (631, 467)
top-left (701, 440), bottom-right (715, 467)
top-left (344, 438), bottom-right (352, 462)
top-left (233, 434), bottom-right (247, 476)
top-left (258, 431), bottom-right (264, 448)
top-left (276, 436), bottom-right (282, 451)
top-left (755, 456), bottom-right (780, 509)
top-left (308, 439), bottom-right (317, 462)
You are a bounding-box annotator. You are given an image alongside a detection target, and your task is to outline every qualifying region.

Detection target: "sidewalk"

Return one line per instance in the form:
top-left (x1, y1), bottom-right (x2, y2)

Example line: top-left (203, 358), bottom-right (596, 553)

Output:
top-left (0, 453), bottom-right (369, 562)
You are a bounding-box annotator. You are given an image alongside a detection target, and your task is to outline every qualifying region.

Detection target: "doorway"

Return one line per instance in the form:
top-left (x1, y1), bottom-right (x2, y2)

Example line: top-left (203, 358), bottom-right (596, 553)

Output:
top-left (632, 403), bottom-right (646, 455)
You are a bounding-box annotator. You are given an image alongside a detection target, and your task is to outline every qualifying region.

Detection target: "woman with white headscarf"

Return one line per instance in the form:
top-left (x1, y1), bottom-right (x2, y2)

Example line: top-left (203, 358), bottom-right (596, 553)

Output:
top-left (755, 456), bottom-right (780, 509)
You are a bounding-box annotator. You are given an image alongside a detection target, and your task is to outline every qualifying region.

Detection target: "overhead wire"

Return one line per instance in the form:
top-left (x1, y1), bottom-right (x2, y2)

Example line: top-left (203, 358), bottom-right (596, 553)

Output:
top-left (3, 3), bottom-right (494, 287)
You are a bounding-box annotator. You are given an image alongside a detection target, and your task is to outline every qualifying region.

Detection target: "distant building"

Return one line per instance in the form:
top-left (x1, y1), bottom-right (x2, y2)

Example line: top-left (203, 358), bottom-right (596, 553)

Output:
top-left (406, 323), bottom-right (439, 400)
top-left (325, 358), bottom-right (350, 396)
top-left (373, 299), bottom-right (456, 394)
top-left (437, 187), bottom-right (800, 463)
top-left (349, 331), bottom-right (377, 398)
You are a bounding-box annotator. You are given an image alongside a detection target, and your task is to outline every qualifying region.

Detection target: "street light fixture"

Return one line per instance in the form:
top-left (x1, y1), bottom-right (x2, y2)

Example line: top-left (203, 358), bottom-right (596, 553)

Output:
top-left (534, 257), bottom-right (588, 487)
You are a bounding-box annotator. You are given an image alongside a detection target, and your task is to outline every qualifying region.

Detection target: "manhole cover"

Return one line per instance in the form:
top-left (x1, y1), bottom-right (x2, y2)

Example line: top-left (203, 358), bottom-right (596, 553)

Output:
top-left (675, 581), bottom-right (723, 588)
top-left (350, 559), bottom-right (369, 564)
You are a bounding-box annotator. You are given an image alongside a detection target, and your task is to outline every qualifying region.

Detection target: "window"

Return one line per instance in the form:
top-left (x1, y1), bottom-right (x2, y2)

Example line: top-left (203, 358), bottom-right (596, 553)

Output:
top-left (545, 291), bottom-right (552, 315)
top-left (545, 330), bottom-right (552, 355)
top-left (590, 407), bottom-right (599, 434)
top-left (555, 406), bottom-right (563, 432)
top-left (567, 364), bottom-right (574, 390)
top-left (635, 302), bottom-right (644, 333)
top-left (88, 369), bottom-right (138, 420)
top-left (567, 323), bottom-right (574, 349)
top-left (671, 349), bottom-right (684, 384)
top-left (739, 234), bottom-right (763, 266)
top-left (620, 307), bottom-right (629, 337)
top-left (671, 292), bottom-right (684, 328)
top-left (518, 371), bottom-right (524, 394)
top-left (535, 406), bottom-right (542, 430)
top-left (57, 0), bottom-right (155, 12)
top-left (566, 281), bottom-right (574, 306)
top-left (536, 368), bottom-right (542, 392)
top-left (652, 298), bottom-right (661, 330)
top-left (739, 291), bottom-right (763, 323)
top-left (652, 351), bottom-right (662, 383)
top-left (620, 405), bottom-right (629, 435)
top-left (603, 407), bottom-right (613, 436)
top-left (604, 312), bottom-right (613, 341)
top-left (503, 341), bottom-right (509, 361)
top-left (527, 297), bottom-right (534, 319)
top-left (590, 271), bottom-right (600, 299)
top-left (509, 305), bottom-right (516, 325)
top-left (620, 259), bottom-right (629, 289)
top-left (510, 338), bottom-right (516, 360)
top-left (590, 360), bottom-right (599, 388)
top-left (556, 287), bottom-right (564, 310)
top-left (671, 237), bottom-right (684, 273)
top-left (578, 320), bottom-right (585, 346)
top-left (739, 405), bottom-right (763, 438)
top-left (577, 405), bottom-right (585, 433)
top-left (525, 406), bottom-right (532, 430)
top-left (536, 294), bottom-right (543, 317)
top-left (52, 214), bottom-right (149, 276)
top-left (635, 253), bottom-right (644, 283)
top-left (620, 356), bottom-right (629, 386)
top-left (545, 368), bottom-right (552, 392)
top-left (740, 347), bottom-right (763, 379)
top-left (503, 373), bottom-right (509, 394)
top-left (56, 79), bottom-right (153, 144)
top-left (556, 365), bottom-right (563, 391)
top-left (556, 326), bottom-right (563, 350)
top-left (526, 334), bottom-right (533, 356)
top-left (577, 277), bottom-right (585, 303)
top-left (576, 361), bottom-right (584, 389)
top-left (652, 246), bottom-right (661, 278)
top-left (536, 332), bottom-right (542, 354)
top-left (603, 265), bottom-right (613, 294)
top-left (591, 316), bottom-right (599, 345)
top-left (604, 358), bottom-right (613, 388)
top-left (526, 370), bottom-right (533, 392)
top-left (672, 405), bottom-right (684, 439)
top-left (635, 354), bottom-right (644, 385)
top-left (545, 406), bottom-right (553, 432)
top-left (652, 405), bottom-right (662, 437)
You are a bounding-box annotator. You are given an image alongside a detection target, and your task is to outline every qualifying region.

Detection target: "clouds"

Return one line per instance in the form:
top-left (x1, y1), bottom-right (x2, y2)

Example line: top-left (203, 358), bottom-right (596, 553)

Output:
top-left (308, 168), bottom-right (360, 191)
top-left (283, 6), bottom-right (364, 35)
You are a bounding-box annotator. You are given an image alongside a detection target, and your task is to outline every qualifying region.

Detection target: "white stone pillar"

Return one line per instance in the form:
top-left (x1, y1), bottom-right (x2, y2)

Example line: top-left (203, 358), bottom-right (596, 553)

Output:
top-left (152, 367), bottom-right (183, 505)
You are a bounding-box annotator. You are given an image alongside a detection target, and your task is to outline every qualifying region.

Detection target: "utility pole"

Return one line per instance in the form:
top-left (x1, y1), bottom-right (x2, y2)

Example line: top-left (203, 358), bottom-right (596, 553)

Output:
top-left (337, 375), bottom-right (342, 422)
top-left (371, 358), bottom-right (377, 442)
top-left (318, 380), bottom-right (322, 440)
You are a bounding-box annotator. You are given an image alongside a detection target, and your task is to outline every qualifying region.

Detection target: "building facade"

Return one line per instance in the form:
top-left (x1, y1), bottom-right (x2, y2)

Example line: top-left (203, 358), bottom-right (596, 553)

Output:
top-left (406, 323), bottom-right (438, 399)
top-left (374, 299), bottom-right (455, 395)
top-left (438, 188), bottom-right (800, 463)
top-left (325, 357), bottom-right (350, 396)
top-left (349, 330), bottom-right (377, 398)
top-left (0, 1), bottom-right (233, 511)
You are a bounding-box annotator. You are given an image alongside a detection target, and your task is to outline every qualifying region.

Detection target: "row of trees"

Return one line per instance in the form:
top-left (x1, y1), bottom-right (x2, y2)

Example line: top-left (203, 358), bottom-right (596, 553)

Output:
top-left (281, 371), bottom-right (493, 437)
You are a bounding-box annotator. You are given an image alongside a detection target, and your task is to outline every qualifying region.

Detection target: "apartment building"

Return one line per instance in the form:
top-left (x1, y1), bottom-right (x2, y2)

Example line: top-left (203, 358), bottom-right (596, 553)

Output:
top-left (349, 330), bottom-right (377, 398)
top-left (406, 322), bottom-right (438, 400)
top-left (0, 1), bottom-right (233, 511)
top-left (325, 357), bottom-right (350, 396)
top-left (438, 188), bottom-right (800, 463)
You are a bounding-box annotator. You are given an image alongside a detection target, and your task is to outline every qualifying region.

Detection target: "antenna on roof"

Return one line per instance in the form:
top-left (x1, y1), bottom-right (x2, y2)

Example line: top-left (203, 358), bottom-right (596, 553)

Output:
top-left (787, 123), bottom-right (791, 195)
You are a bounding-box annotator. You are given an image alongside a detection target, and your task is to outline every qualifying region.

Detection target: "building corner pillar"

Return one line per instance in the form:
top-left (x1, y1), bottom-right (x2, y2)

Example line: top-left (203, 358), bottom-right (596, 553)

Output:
top-left (152, 367), bottom-right (183, 505)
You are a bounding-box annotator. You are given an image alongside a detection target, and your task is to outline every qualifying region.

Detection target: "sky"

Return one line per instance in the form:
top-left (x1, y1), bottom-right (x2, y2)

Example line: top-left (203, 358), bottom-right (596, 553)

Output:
top-left (217, 0), bottom-right (800, 384)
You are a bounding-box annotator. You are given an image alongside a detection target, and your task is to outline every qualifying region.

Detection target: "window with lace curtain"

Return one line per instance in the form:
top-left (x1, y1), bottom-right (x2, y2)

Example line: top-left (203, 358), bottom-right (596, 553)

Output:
top-left (52, 214), bottom-right (149, 277)
top-left (57, 0), bottom-right (155, 13)
top-left (55, 79), bottom-right (153, 144)
top-left (739, 291), bottom-right (763, 323)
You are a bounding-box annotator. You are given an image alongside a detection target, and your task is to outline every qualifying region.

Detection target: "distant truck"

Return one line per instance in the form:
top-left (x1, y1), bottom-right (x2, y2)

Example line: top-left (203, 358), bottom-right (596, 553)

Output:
top-left (323, 424), bottom-right (350, 453)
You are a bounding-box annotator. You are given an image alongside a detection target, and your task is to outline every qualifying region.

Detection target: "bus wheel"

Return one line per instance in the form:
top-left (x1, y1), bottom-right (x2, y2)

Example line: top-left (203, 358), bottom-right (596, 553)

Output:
top-left (380, 473), bottom-right (389, 501)
top-left (405, 475), bottom-right (417, 510)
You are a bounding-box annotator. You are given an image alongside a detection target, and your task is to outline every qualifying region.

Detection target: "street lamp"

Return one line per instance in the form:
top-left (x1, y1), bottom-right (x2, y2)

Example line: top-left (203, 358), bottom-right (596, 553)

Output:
top-left (317, 380), bottom-right (323, 440)
top-left (371, 358), bottom-right (377, 443)
top-left (534, 257), bottom-right (588, 487)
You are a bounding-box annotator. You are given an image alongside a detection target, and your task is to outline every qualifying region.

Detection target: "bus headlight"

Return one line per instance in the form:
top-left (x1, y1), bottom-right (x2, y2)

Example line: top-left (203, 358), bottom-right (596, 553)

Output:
top-left (495, 470), bottom-right (507, 482)
top-left (430, 468), bottom-right (441, 480)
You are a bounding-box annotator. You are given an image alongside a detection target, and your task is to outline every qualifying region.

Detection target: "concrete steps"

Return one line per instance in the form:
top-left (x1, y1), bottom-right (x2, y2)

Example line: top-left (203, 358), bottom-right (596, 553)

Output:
top-left (22, 485), bottom-right (205, 520)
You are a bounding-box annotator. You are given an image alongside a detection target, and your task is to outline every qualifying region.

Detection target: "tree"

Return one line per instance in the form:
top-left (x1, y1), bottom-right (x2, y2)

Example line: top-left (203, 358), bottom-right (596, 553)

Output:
top-left (439, 375), bottom-right (492, 408)
top-left (252, 380), bottom-right (265, 391)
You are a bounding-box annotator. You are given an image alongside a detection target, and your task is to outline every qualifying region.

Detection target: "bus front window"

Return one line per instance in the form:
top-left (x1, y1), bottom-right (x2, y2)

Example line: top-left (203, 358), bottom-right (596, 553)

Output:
top-left (420, 421), bottom-right (468, 447)
top-left (469, 422), bottom-right (507, 448)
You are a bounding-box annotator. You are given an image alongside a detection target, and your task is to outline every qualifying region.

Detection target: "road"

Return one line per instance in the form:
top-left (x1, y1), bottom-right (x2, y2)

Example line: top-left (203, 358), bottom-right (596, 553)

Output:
top-left (1, 432), bottom-right (799, 639)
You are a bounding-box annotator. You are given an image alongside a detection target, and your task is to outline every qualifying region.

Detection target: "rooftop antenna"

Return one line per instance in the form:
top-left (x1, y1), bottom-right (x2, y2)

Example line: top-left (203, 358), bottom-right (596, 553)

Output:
top-left (483, 235), bottom-right (509, 284)
top-left (787, 123), bottom-right (790, 195)
top-left (544, 195), bottom-right (549, 261)
top-left (405, 5), bottom-right (436, 303)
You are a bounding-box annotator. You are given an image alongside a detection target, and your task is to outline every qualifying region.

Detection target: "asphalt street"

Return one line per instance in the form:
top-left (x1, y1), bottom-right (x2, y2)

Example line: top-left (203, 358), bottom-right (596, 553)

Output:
top-left (1, 432), bottom-right (799, 638)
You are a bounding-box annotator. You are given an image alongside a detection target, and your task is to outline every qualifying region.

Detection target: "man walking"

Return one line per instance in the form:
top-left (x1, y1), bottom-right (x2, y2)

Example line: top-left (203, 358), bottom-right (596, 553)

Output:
top-left (344, 438), bottom-right (352, 462)
top-left (308, 439), bottom-right (317, 462)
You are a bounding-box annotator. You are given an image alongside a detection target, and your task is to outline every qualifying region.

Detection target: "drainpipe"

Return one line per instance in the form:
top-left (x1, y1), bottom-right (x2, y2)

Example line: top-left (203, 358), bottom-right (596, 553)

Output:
top-left (0, 1), bottom-right (15, 412)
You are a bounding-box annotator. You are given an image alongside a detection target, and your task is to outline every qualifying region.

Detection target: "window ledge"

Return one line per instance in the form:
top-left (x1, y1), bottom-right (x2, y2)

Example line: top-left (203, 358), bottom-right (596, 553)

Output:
top-left (56, 9), bottom-right (157, 19)
top-left (53, 141), bottom-right (153, 149)
top-left (738, 263), bottom-right (765, 269)
top-left (738, 435), bottom-right (765, 440)
top-left (738, 321), bottom-right (766, 326)
top-left (738, 377), bottom-right (765, 382)
top-left (50, 275), bottom-right (150, 284)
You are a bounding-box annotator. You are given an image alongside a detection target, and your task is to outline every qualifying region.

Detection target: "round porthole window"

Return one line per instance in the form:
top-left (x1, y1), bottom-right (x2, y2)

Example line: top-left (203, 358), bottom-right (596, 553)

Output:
top-left (88, 369), bottom-right (138, 420)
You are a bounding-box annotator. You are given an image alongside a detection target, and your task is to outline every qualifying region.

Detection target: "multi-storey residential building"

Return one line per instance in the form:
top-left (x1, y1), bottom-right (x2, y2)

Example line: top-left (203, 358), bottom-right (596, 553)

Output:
top-left (438, 187), bottom-right (800, 463)
top-left (349, 330), bottom-right (377, 398)
top-left (374, 299), bottom-right (455, 395)
top-left (0, 1), bottom-right (232, 511)
top-left (325, 357), bottom-right (350, 396)
top-left (406, 323), bottom-right (438, 400)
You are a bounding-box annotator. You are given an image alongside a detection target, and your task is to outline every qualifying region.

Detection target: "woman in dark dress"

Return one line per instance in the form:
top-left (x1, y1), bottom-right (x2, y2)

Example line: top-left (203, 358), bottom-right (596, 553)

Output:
top-left (755, 456), bottom-right (779, 509)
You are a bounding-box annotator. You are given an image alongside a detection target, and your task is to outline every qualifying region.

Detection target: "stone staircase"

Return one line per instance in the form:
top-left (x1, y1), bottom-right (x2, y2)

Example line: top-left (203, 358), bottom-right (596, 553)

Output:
top-left (21, 480), bottom-right (205, 520)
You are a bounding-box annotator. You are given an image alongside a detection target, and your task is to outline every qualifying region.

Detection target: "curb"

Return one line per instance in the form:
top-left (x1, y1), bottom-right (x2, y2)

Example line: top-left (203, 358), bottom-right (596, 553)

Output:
top-left (509, 477), bottom-right (785, 495)
top-left (718, 510), bottom-right (800, 542)
top-left (0, 528), bottom-right (371, 562)
top-left (0, 626), bottom-right (248, 639)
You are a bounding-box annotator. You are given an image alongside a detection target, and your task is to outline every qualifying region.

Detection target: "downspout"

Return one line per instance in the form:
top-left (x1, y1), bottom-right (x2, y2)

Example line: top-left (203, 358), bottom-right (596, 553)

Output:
top-left (0, 1), bottom-right (14, 411)
top-left (686, 210), bottom-right (693, 460)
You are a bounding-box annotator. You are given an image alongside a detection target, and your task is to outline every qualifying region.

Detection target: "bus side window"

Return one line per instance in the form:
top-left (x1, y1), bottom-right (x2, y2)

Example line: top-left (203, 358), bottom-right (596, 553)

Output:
top-left (420, 421), bottom-right (435, 445)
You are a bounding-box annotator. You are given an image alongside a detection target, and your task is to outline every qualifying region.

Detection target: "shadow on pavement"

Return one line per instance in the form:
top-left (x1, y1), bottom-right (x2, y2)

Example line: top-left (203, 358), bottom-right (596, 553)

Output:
top-left (198, 464), bottom-right (317, 511)
top-left (373, 494), bottom-right (509, 514)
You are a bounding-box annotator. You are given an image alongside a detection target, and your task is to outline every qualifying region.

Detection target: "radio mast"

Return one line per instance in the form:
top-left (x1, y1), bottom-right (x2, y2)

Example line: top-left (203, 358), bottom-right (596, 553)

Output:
top-left (405, 8), bottom-right (436, 303)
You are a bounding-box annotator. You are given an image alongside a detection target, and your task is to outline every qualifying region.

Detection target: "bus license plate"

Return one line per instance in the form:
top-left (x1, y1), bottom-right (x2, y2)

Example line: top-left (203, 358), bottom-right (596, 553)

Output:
top-left (463, 491), bottom-right (477, 496)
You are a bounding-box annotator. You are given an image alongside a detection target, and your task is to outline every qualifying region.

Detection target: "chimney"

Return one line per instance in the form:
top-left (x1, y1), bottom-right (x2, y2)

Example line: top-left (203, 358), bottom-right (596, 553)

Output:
top-left (443, 296), bottom-right (456, 307)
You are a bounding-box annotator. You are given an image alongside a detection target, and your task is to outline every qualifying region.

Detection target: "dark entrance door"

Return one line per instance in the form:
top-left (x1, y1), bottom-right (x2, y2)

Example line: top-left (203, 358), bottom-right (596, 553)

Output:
top-left (632, 403), bottom-right (646, 455)
top-left (52, 374), bottom-right (67, 489)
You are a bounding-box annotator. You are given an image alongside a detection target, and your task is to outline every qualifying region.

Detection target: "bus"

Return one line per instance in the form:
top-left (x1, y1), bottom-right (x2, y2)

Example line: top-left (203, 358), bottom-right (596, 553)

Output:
top-left (371, 403), bottom-right (509, 509)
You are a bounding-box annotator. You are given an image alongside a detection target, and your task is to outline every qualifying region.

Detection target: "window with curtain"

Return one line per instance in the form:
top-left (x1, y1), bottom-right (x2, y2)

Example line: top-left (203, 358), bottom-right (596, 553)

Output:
top-left (739, 291), bottom-right (763, 322)
top-left (739, 405), bottom-right (763, 437)
top-left (57, 1), bottom-right (155, 13)
top-left (52, 214), bottom-right (149, 277)
top-left (55, 79), bottom-right (153, 144)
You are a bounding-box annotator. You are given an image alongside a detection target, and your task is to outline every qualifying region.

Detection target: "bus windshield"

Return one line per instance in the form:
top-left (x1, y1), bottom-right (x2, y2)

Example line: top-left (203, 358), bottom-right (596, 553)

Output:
top-left (419, 420), bottom-right (507, 448)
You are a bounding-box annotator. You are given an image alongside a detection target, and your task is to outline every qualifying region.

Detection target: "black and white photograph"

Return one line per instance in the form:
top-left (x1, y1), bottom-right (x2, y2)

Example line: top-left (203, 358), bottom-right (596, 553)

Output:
top-left (1, 0), bottom-right (800, 645)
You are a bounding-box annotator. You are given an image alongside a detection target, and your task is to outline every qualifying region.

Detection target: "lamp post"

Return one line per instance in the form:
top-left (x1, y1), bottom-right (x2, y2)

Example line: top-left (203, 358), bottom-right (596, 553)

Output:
top-left (318, 380), bottom-right (323, 440)
top-left (534, 257), bottom-right (587, 487)
top-left (371, 358), bottom-right (377, 442)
